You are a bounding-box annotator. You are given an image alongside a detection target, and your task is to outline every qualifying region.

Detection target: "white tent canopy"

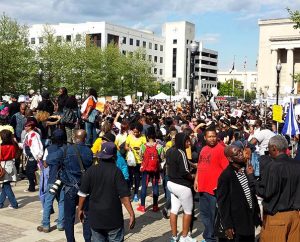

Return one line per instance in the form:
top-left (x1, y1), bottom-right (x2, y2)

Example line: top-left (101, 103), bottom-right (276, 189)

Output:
top-left (150, 92), bottom-right (170, 100)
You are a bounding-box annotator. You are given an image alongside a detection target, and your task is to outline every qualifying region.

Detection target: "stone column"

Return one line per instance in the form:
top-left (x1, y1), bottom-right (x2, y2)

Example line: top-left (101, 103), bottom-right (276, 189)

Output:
top-left (286, 48), bottom-right (294, 89)
top-left (271, 48), bottom-right (278, 96)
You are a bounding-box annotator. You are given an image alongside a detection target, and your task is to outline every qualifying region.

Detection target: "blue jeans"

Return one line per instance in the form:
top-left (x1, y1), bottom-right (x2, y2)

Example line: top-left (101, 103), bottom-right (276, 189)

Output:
top-left (42, 184), bottom-right (64, 229)
top-left (163, 175), bottom-right (171, 210)
top-left (0, 182), bottom-right (18, 208)
top-left (140, 171), bottom-right (159, 206)
top-left (85, 122), bottom-right (97, 147)
top-left (64, 186), bottom-right (91, 242)
top-left (91, 227), bottom-right (124, 242)
top-left (199, 192), bottom-right (217, 242)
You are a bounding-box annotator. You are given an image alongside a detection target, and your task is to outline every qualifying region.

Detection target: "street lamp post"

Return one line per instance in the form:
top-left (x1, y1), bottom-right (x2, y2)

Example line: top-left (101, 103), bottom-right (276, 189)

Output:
top-left (38, 68), bottom-right (43, 93)
top-left (276, 60), bottom-right (282, 105)
top-left (189, 41), bottom-right (199, 117)
top-left (121, 76), bottom-right (124, 99)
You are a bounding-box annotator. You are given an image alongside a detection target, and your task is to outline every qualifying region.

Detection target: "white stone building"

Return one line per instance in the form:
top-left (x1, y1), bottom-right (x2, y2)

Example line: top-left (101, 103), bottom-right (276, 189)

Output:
top-left (28, 21), bottom-right (218, 94)
top-left (218, 70), bottom-right (257, 92)
top-left (257, 18), bottom-right (300, 97)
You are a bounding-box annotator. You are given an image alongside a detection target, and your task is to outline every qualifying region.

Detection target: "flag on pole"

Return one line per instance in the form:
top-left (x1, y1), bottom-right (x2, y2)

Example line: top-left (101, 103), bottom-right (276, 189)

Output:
top-left (229, 62), bottom-right (235, 74)
top-left (282, 100), bottom-right (300, 136)
top-left (243, 56), bottom-right (247, 70)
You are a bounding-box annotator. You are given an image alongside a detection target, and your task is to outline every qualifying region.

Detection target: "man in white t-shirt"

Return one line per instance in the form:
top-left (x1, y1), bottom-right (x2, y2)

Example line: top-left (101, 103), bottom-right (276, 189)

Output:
top-left (250, 128), bottom-right (275, 156)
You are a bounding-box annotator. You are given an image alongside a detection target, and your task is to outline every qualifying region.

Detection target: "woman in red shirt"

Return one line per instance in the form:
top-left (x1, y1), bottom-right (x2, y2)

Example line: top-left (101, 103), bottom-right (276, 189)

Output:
top-left (0, 129), bottom-right (18, 209)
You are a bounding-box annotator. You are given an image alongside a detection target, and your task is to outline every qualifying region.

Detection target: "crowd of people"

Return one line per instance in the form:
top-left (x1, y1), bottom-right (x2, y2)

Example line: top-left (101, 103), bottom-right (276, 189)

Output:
top-left (0, 86), bottom-right (299, 242)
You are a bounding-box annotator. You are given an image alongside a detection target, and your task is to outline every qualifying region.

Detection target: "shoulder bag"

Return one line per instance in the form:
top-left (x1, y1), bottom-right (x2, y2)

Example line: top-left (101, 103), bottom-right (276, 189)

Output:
top-left (0, 146), bottom-right (6, 178)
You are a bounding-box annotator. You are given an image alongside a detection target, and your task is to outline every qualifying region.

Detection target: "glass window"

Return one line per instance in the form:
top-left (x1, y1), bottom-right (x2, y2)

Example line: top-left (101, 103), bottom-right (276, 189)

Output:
top-left (30, 37), bottom-right (35, 44)
top-left (130, 38), bottom-right (133, 45)
top-left (39, 37), bottom-right (43, 44)
top-left (149, 42), bottom-right (152, 49)
top-left (160, 45), bottom-right (163, 51)
top-left (159, 69), bottom-right (163, 75)
top-left (154, 68), bottom-right (157, 74)
top-left (57, 36), bottom-right (62, 42)
top-left (143, 41), bottom-right (146, 48)
top-left (148, 55), bottom-right (152, 61)
top-left (122, 37), bottom-right (126, 44)
top-left (136, 40), bottom-right (140, 46)
top-left (173, 39), bottom-right (177, 44)
top-left (76, 34), bottom-right (81, 41)
top-left (155, 44), bottom-right (158, 50)
top-left (122, 50), bottom-right (126, 55)
top-left (66, 35), bottom-right (71, 42)
top-left (154, 56), bottom-right (158, 62)
top-left (160, 57), bottom-right (163, 63)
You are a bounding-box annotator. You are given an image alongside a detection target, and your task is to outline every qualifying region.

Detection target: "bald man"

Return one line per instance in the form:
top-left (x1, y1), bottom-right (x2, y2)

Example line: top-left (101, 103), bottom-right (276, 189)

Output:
top-left (216, 145), bottom-right (261, 242)
top-left (59, 129), bottom-right (93, 242)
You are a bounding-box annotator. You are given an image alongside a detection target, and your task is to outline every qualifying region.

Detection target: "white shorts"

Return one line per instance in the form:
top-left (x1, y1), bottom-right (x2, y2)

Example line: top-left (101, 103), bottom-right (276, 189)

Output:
top-left (167, 181), bottom-right (193, 215)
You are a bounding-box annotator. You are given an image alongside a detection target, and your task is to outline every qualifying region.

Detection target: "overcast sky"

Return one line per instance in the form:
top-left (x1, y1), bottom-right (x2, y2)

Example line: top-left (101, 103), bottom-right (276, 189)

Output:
top-left (1, 0), bottom-right (299, 70)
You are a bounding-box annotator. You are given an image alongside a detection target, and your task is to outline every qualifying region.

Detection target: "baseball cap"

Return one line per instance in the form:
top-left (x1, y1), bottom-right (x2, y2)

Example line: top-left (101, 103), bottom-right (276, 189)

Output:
top-left (100, 132), bottom-right (116, 142)
top-left (97, 142), bottom-right (117, 159)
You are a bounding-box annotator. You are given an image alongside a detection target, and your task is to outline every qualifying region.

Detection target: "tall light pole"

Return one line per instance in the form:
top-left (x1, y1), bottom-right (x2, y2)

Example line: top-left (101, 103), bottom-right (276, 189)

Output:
top-left (38, 68), bottom-right (43, 93)
top-left (121, 75), bottom-right (124, 99)
top-left (189, 41), bottom-right (199, 117)
top-left (276, 60), bottom-right (282, 105)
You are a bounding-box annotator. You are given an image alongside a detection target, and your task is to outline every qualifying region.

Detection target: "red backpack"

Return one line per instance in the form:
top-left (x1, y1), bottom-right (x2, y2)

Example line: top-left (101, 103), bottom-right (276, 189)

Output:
top-left (141, 144), bottom-right (159, 172)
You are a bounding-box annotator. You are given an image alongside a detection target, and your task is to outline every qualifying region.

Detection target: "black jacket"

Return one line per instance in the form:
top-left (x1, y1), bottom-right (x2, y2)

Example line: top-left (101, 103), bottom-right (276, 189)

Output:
top-left (217, 165), bottom-right (261, 236)
top-left (166, 133), bottom-right (192, 188)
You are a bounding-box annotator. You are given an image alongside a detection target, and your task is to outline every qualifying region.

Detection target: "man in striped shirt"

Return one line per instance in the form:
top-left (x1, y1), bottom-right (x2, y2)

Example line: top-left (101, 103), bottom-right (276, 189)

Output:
top-left (216, 145), bottom-right (261, 242)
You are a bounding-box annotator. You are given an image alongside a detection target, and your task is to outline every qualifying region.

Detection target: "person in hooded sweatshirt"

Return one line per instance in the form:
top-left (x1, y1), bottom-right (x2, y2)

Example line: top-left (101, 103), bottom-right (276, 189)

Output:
top-left (166, 133), bottom-right (196, 242)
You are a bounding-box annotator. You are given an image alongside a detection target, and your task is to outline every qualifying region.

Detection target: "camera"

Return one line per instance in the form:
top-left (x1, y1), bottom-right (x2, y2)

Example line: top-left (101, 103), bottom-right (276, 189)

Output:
top-left (49, 179), bottom-right (63, 195)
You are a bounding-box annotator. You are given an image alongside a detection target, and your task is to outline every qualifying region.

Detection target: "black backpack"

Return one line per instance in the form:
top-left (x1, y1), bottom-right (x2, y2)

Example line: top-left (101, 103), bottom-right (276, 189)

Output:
top-left (62, 108), bottom-right (77, 125)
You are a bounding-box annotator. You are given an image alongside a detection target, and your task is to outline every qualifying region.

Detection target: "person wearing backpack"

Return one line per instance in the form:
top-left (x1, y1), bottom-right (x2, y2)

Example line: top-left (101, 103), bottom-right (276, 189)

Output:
top-left (49, 96), bottom-right (80, 144)
top-left (136, 126), bottom-right (164, 213)
top-left (61, 96), bottom-right (81, 144)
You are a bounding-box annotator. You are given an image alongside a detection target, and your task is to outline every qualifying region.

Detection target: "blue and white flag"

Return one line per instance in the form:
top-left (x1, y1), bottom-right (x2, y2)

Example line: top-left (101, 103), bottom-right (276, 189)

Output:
top-left (282, 100), bottom-right (300, 136)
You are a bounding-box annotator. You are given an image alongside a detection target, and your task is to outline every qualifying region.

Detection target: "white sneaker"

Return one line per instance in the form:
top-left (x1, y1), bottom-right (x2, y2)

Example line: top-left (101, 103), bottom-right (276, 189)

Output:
top-left (179, 235), bottom-right (197, 242)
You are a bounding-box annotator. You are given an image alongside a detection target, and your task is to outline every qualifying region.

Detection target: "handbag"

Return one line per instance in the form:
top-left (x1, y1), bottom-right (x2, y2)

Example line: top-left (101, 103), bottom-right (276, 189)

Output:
top-left (214, 207), bottom-right (226, 239)
top-left (88, 109), bottom-right (100, 124)
top-left (0, 146), bottom-right (6, 178)
top-left (126, 150), bottom-right (136, 167)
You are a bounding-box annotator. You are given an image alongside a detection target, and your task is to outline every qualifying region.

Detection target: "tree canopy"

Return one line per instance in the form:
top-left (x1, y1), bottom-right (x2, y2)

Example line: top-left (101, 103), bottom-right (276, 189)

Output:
top-left (287, 8), bottom-right (300, 29)
top-left (0, 13), bottom-right (158, 99)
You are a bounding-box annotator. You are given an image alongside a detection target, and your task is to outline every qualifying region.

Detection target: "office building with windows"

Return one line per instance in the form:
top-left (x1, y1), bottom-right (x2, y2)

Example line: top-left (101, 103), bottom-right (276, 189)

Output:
top-left (29, 21), bottom-right (218, 95)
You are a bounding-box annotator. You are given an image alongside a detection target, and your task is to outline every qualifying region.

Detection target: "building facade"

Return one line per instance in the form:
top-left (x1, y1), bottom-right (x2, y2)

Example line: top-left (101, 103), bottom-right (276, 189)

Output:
top-left (162, 21), bottom-right (218, 95)
top-left (29, 21), bottom-right (218, 95)
top-left (218, 70), bottom-right (257, 92)
top-left (257, 18), bottom-right (300, 98)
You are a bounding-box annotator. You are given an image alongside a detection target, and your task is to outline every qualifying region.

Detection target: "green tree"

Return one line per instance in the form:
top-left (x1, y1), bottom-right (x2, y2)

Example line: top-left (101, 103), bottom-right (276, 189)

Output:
top-left (287, 8), bottom-right (300, 29)
top-left (218, 79), bottom-right (243, 97)
top-left (0, 13), bottom-right (35, 96)
top-left (245, 90), bottom-right (256, 102)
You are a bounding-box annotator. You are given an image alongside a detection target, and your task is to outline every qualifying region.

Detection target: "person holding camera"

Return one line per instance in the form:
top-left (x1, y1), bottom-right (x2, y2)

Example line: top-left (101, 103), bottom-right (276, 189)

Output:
top-left (59, 129), bottom-right (93, 242)
top-left (37, 129), bottom-right (66, 233)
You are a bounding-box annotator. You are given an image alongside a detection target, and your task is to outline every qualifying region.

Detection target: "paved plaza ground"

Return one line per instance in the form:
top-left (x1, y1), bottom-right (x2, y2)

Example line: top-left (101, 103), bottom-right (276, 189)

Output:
top-left (0, 180), bottom-right (204, 242)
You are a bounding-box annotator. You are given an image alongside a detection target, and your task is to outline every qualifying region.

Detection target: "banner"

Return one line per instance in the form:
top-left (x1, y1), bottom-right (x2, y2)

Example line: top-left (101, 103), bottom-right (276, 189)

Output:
top-left (272, 105), bottom-right (283, 122)
top-left (125, 95), bottom-right (133, 105)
